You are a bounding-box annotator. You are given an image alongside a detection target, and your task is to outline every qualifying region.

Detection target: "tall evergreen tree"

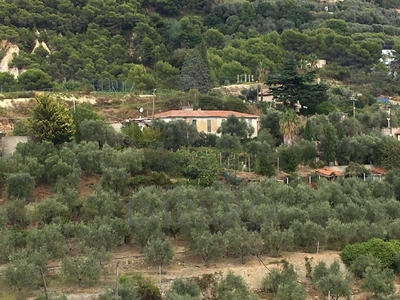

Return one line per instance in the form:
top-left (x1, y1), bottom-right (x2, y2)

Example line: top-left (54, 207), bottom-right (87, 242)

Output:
top-left (28, 93), bottom-right (76, 144)
top-left (304, 118), bottom-right (315, 141)
top-left (179, 50), bottom-right (211, 94)
top-left (267, 59), bottom-right (328, 114)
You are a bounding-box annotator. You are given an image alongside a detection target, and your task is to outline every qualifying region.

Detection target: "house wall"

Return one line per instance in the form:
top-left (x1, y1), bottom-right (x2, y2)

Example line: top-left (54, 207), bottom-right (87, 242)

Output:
top-left (157, 116), bottom-right (259, 137)
top-left (1, 136), bottom-right (30, 157)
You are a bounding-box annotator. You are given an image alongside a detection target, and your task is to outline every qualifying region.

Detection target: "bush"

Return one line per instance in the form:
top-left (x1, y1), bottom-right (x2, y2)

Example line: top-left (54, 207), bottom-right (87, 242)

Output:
top-left (262, 261), bottom-right (298, 294)
top-left (5, 172), bottom-right (35, 200)
top-left (341, 239), bottom-right (400, 270)
top-left (130, 172), bottom-right (172, 189)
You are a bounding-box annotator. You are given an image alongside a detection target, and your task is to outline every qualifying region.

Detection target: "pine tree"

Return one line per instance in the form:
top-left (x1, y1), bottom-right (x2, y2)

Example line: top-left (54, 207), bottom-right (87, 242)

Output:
top-left (28, 93), bottom-right (76, 144)
top-left (267, 58), bottom-right (328, 114)
top-left (179, 50), bottom-right (211, 94)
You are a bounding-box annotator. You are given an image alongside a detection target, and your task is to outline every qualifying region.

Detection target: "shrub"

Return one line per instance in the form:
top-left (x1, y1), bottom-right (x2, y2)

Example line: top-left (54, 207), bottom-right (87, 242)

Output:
top-left (5, 172), bottom-right (35, 200)
top-left (341, 239), bottom-right (400, 270)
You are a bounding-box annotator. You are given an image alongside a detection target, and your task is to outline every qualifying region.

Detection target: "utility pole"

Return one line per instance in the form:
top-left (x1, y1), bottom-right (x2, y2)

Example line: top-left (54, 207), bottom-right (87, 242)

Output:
top-left (387, 104), bottom-right (392, 136)
top-left (350, 93), bottom-right (359, 118)
top-left (152, 89), bottom-right (156, 119)
top-left (351, 95), bottom-right (356, 118)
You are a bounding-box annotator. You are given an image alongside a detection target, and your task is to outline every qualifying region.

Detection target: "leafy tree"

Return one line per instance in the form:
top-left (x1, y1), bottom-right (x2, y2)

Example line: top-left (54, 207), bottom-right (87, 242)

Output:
top-left (130, 212), bottom-right (163, 250)
top-left (0, 229), bottom-right (15, 263)
top-left (276, 281), bottom-right (306, 300)
top-left (216, 135), bottom-right (242, 152)
top-left (3, 251), bottom-right (39, 300)
top-left (30, 197), bottom-right (68, 224)
top-left (5, 172), bottom-right (35, 200)
top-left (28, 94), bottom-right (76, 144)
top-left (361, 266), bottom-right (396, 298)
top-left (165, 278), bottom-right (201, 300)
top-left (340, 239), bottom-right (400, 270)
top-left (71, 102), bottom-right (101, 142)
top-left (263, 262), bottom-right (299, 294)
top-left (80, 188), bottom-right (123, 221)
top-left (144, 237), bottom-right (174, 274)
top-left (79, 119), bottom-right (123, 147)
top-left (278, 146), bottom-right (301, 173)
top-left (0, 72), bottom-right (17, 92)
top-left (12, 119), bottom-right (30, 136)
top-left (99, 280), bottom-right (140, 300)
top-left (203, 28), bottom-right (225, 49)
top-left (189, 231), bottom-right (226, 267)
top-left (313, 260), bottom-right (353, 300)
top-left (217, 271), bottom-right (258, 300)
top-left (217, 115), bottom-right (254, 138)
top-left (101, 166), bottom-right (130, 194)
top-left (350, 254), bottom-right (382, 279)
top-left (179, 50), bottom-right (211, 94)
top-left (61, 254), bottom-right (101, 287)
top-left (267, 59), bottom-right (328, 114)
top-left (18, 68), bottom-right (53, 91)
top-left (225, 226), bottom-right (263, 264)
top-left (5, 198), bottom-right (27, 225)
top-left (26, 224), bottom-right (67, 259)
top-left (262, 228), bottom-right (295, 256)
top-left (378, 137), bottom-right (400, 169)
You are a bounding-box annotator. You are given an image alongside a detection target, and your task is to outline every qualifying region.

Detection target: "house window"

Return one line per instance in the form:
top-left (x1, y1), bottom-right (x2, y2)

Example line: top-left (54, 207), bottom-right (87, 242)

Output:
top-left (247, 119), bottom-right (253, 126)
top-left (192, 119), bottom-right (197, 127)
top-left (207, 120), bottom-right (211, 133)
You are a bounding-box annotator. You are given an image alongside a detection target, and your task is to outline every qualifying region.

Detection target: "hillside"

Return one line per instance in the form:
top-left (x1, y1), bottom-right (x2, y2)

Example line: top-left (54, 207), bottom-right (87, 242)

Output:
top-left (1, 0), bottom-right (400, 104)
top-left (3, 1), bottom-right (400, 299)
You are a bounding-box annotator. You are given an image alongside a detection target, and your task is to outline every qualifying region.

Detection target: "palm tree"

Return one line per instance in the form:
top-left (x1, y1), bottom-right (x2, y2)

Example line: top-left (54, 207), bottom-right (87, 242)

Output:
top-left (279, 109), bottom-right (300, 146)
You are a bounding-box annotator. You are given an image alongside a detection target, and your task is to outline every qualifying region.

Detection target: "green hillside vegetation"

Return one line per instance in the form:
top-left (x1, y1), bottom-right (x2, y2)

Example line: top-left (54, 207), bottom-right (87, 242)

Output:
top-left (1, 0), bottom-right (400, 100)
top-left (0, 93), bottom-right (400, 299)
top-left (3, 0), bottom-right (400, 298)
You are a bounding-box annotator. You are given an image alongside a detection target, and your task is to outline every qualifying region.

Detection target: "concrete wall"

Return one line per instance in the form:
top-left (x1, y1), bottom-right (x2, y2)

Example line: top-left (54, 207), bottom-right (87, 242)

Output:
top-left (1, 136), bottom-right (30, 157)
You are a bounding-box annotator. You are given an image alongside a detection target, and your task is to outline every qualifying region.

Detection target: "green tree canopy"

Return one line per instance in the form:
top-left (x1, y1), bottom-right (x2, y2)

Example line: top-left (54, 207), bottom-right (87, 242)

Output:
top-left (179, 50), bottom-right (211, 94)
top-left (267, 59), bottom-right (328, 114)
top-left (28, 94), bottom-right (76, 144)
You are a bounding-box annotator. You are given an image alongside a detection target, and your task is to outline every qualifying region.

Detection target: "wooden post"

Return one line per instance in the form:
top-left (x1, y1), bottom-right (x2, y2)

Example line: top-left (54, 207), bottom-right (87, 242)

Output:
top-left (39, 267), bottom-right (49, 300)
top-left (115, 261), bottom-right (120, 300)
top-left (317, 241), bottom-right (320, 254)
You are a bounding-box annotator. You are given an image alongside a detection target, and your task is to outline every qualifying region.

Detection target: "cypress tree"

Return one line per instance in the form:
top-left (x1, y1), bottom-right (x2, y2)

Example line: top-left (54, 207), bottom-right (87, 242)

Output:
top-left (179, 50), bottom-right (211, 94)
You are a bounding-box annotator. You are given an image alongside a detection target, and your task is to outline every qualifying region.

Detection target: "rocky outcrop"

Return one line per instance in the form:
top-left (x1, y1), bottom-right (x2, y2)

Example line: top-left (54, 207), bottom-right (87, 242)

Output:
top-left (0, 40), bottom-right (20, 77)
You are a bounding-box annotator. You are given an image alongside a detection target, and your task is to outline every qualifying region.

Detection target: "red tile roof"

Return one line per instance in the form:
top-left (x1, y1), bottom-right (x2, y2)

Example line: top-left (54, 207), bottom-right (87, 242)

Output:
top-left (371, 167), bottom-right (387, 175)
top-left (316, 168), bottom-right (341, 177)
top-left (395, 129), bottom-right (400, 135)
top-left (152, 110), bottom-right (259, 119)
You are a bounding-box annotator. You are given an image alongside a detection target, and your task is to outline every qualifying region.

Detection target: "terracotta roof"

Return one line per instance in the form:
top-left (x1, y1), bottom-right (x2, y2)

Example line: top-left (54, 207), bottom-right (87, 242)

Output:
top-left (395, 129), bottom-right (400, 135)
top-left (371, 167), bottom-right (387, 175)
top-left (152, 110), bottom-right (259, 119)
top-left (316, 168), bottom-right (341, 177)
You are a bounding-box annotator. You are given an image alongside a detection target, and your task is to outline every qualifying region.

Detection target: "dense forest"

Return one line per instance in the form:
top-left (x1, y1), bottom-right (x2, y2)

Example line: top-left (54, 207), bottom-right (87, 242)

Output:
top-left (2, 0), bottom-right (400, 99)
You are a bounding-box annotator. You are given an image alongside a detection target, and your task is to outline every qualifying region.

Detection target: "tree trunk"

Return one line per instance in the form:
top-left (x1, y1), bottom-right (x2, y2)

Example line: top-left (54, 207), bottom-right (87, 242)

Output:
top-left (17, 288), bottom-right (22, 300)
top-left (39, 267), bottom-right (49, 300)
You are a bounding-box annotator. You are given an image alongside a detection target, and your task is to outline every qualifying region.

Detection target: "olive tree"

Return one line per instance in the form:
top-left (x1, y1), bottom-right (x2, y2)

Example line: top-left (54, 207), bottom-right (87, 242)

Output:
top-left (144, 237), bottom-right (174, 274)
top-left (61, 254), bottom-right (101, 287)
top-left (5, 172), bottom-right (35, 200)
top-left (3, 251), bottom-right (39, 300)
